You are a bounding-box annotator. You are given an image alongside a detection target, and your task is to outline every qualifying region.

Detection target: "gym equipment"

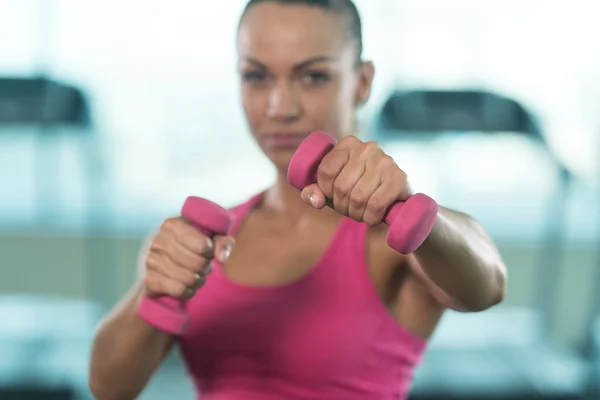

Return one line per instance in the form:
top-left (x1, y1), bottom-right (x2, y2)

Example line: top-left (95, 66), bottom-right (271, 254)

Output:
top-left (136, 197), bottom-right (235, 335)
top-left (0, 7), bottom-right (115, 399)
top-left (288, 131), bottom-right (438, 254)
top-left (0, 75), bottom-right (119, 308)
top-left (372, 89), bottom-right (590, 400)
top-left (583, 143), bottom-right (600, 397)
top-left (0, 0), bottom-right (116, 308)
top-left (0, 294), bottom-right (104, 400)
top-left (591, 316), bottom-right (600, 396)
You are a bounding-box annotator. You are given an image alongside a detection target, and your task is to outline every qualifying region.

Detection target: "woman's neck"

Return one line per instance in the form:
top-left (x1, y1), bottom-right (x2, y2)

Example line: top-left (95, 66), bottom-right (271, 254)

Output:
top-left (258, 168), bottom-right (342, 226)
top-left (261, 169), bottom-right (309, 215)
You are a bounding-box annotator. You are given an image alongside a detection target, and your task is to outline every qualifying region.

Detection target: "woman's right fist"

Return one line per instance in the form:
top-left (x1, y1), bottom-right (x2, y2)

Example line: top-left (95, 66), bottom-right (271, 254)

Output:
top-left (142, 217), bottom-right (234, 299)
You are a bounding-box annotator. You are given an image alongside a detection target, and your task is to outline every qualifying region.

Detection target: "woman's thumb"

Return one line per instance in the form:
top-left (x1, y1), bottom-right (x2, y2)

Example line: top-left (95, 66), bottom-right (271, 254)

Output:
top-left (301, 184), bottom-right (326, 209)
top-left (213, 235), bottom-right (235, 263)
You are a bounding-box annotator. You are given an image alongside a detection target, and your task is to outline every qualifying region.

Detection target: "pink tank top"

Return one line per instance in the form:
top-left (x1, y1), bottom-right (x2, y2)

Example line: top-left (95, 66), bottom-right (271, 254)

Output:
top-left (179, 193), bottom-right (428, 400)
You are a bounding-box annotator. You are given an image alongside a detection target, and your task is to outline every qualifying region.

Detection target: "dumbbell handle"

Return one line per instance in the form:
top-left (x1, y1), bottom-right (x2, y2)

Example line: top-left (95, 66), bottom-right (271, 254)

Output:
top-left (288, 132), bottom-right (438, 254)
top-left (136, 197), bottom-right (234, 335)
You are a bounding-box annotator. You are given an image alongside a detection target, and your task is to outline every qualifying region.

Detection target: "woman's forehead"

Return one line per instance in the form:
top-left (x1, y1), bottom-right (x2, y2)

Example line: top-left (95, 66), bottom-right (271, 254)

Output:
top-left (237, 3), bottom-right (347, 62)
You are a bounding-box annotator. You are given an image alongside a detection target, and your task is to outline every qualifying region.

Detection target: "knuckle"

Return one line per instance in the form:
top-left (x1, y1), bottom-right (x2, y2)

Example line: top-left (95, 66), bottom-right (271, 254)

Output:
top-left (199, 256), bottom-right (212, 271)
top-left (145, 252), bottom-right (161, 270)
top-left (333, 181), bottom-right (351, 197)
top-left (148, 235), bottom-right (165, 253)
top-left (378, 154), bottom-right (396, 168)
top-left (385, 157), bottom-right (401, 172)
top-left (143, 274), bottom-right (156, 291)
top-left (181, 272), bottom-right (198, 288)
top-left (144, 273), bottom-right (167, 295)
top-left (191, 235), bottom-right (213, 256)
top-left (340, 135), bottom-right (360, 146)
top-left (333, 184), bottom-right (349, 197)
top-left (191, 255), bottom-right (209, 271)
top-left (188, 256), bottom-right (209, 273)
top-left (318, 163), bottom-right (338, 180)
top-left (380, 155), bottom-right (391, 167)
top-left (177, 252), bottom-right (203, 271)
top-left (348, 209), bottom-right (364, 222)
top-left (171, 281), bottom-right (188, 298)
top-left (363, 214), bottom-right (380, 226)
top-left (203, 238), bottom-right (215, 256)
top-left (393, 170), bottom-right (410, 191)
top-left (195, 274), bottom-right (207, 289)
top-left (204, 262), bottom-right (214, 275)
top-left (349, 188), bottom-right (368, 207)
top-left (161, 217), bottom-right (180, 231)
top-left (367, 197), bottom-right (386, 215)
top-left (398, 171), bottom-right (408, 185)
top-left (393, 165), bottom-right (406, 178)
top-left (363, 141), bottom-right (380, 154)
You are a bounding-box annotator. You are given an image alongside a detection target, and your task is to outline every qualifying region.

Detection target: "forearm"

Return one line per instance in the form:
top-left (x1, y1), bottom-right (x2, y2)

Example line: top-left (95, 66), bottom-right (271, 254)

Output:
top-left (411, 207), bottom-right (507, 311)
top-left (89, 283), bottom-right (174, 400)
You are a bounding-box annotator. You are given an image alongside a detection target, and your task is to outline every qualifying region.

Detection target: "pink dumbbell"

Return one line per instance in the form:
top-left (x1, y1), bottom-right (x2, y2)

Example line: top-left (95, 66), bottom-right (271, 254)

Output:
top-left (287, 131), bottom-right (438, 254)
top-left (137, 197), bottom-right (235, 335)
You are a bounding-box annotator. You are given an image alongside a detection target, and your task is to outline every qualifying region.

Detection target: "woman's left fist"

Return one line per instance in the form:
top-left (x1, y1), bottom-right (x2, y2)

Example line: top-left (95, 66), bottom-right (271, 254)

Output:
top-left (300, 136), bottom-right (412, 225)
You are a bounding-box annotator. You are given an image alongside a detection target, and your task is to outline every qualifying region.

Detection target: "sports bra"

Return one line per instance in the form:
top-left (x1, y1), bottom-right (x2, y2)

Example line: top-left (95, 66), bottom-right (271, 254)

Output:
top-left (178, 193), bottom-right (428, 399)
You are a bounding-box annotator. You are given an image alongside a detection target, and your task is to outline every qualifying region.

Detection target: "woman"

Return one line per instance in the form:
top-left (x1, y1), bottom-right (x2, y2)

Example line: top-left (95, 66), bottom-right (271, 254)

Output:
top-left (89, 1), bottom-right (507, 399)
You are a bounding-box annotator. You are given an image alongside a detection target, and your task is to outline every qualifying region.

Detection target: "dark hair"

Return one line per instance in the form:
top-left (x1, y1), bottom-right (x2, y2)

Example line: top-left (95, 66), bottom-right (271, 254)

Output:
top-left (240, 0), bottom-right (363, 61)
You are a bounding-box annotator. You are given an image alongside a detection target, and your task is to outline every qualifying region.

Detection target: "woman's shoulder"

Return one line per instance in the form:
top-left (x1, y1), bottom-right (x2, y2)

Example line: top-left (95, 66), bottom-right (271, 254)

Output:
top-left (225, 192), bottom-right (265, 234)
top-left (228, 192), bottom-right (264, 213)
top-left (365, 223), bottom-right (405, 268)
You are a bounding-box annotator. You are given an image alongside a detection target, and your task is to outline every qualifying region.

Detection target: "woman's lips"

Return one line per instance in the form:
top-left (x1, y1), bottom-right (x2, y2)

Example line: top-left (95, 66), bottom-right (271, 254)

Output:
top-left (262, 133), bottom-right (308, 149)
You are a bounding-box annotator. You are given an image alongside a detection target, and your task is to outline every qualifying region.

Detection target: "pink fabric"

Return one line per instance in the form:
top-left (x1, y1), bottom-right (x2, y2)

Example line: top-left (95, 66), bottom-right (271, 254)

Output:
top-left (179, 193), bottom-right (428, 399)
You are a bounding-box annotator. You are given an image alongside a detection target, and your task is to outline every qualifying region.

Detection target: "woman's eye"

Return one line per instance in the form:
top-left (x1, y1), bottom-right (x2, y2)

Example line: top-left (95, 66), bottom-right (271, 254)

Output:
top-left (243, 71), bottom-right (267, 83)
top-left (302, 72), bottom-right (330, 85)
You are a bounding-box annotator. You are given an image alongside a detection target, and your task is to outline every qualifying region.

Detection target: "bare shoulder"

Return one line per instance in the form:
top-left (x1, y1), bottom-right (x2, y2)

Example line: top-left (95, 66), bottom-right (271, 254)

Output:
top-left (366, 224), bottom-right (445, 339)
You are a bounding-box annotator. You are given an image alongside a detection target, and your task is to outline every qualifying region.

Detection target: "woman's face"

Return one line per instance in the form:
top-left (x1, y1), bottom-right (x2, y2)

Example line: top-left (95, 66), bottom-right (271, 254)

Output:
top-left (237, 2), bottom-right (374, 171)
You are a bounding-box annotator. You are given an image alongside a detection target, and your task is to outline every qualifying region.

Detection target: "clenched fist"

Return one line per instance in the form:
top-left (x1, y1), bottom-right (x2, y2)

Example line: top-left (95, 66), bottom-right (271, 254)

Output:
top-left (142, 217), bottom-right (235, 299)
top-left (300, 135), bottom-right (412, 226)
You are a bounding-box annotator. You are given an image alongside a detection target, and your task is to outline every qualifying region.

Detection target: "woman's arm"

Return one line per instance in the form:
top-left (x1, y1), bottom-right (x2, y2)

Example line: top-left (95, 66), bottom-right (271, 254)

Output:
top-left (407, 206), bottom-right (507, 312)
top-left (89, 282), bottom-right (174, 400)
top-left (89, 234), bottom-right (174, 400)
top-left (89, 216), bottom-right (225, 399)
top-left (297, 135), bottom-right (507, 312)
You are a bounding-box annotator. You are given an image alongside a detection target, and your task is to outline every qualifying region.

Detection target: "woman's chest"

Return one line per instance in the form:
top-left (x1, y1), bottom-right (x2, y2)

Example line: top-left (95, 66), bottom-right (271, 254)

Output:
top-left (179, 274), bottom-right (384, 382)
top-left (219, 214), bottom-right (339, 287)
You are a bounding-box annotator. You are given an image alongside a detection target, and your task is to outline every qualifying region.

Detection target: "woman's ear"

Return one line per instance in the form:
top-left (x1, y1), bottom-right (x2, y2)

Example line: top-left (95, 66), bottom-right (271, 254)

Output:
top-left (356, 61), bottom-right (375, 106)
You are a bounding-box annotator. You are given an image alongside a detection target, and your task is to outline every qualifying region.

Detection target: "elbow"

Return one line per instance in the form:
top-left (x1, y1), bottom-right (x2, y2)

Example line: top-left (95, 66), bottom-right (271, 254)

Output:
top-left (471, 261), bottom-right (508, 312)
top-left (89, 381), bottom-right (111, 400)
top-left (453, 262), bottom-right (507, 313)
top-left (89, 368), bottom-right (141, 400)
top-left (491, 261), bottom-right (507, 306)
top-left (89, 375), bottom-right (113, 400)
top-left (89, 376), bottom-right (118, 400)
top-left (89, 383), bottom-right (138, 400)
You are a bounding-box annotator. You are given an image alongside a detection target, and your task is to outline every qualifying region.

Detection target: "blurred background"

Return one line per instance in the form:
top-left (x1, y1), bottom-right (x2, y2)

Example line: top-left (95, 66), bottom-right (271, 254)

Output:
top-left (1, 0), bottom-right (599, 399)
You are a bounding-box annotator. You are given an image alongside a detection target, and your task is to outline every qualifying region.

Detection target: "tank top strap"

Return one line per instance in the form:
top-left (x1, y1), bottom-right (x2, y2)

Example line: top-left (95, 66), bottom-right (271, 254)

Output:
top-left (323, 218), bottom-right (429, 356)
top-left (333, 217), bottom-right (370, 261)
top-left (318, 217), bottom-right (370, 278)
top-left (227, 192), bottom-right (264, 236)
